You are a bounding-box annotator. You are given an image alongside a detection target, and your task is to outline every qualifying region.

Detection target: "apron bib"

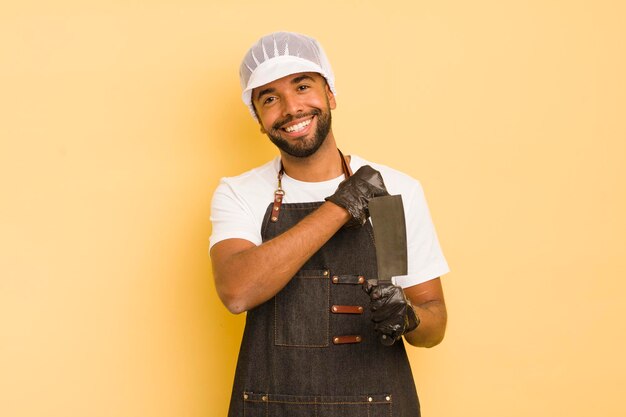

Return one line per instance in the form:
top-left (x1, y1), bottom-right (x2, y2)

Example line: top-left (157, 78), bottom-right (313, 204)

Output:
top-left (227, 201), bottom-right (421, 417)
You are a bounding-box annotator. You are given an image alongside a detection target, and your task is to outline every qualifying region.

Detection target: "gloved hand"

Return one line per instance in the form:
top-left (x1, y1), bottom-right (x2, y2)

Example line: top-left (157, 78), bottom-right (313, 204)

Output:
top-left (363, 279), bottom-right (420, 346)
top-left (325, 165), bottom-right (389, 227)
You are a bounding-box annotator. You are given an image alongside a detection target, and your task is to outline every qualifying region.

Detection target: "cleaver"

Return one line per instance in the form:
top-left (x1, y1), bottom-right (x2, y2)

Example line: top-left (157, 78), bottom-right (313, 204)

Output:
top-left (368, 195), bottom-right (408, 345)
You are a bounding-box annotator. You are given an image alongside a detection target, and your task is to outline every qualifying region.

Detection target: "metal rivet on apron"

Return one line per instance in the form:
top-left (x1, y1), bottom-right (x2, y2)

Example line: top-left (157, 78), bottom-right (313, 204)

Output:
top-left (243, 393), bottom-right (248, 399)
top-left (368, 397), bottom-right (373, 402)
top-left (386, 395), bottom-right (391, 401)
top-left (358, 275), bottom-right (365, 284)
top-left (323, 270), bottom-right (329, 276)
top-left (333, 337), bottom-right (339, 344)
top-left (332, 276), bottom-right (339, 283)
top-left (273, 206), bottom-right (279, 211)
top-left (262, 395), bottom-right (268, 402)
top-left (356, 336), bottom-right (362, 342)
top-left (271, 216), bottom-right (277, 221)
top-left (332, 306), bottom-right (337, 313)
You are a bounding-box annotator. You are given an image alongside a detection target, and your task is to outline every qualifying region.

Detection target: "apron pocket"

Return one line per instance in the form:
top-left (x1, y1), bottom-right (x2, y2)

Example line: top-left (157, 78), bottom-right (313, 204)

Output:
top-left (243, 392), bottom-right (393, 417)
top-left (274, 269), bottom-right (330, 347)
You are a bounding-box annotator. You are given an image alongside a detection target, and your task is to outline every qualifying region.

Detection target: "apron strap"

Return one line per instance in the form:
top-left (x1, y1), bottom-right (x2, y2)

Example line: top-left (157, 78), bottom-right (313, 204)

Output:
top-left (338, 148), bottom-right (352, 178)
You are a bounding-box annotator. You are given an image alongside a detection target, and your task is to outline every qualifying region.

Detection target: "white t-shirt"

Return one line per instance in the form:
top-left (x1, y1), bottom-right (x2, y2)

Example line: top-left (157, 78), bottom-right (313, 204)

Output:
top-left (210, 155), bottom-right (449, 288)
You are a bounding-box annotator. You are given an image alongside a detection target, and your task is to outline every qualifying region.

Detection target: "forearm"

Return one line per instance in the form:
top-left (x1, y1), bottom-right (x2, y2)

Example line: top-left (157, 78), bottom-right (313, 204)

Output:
top-left (211, 201), bottom-right (350, 314)
top-left (403, 300), bottom-right (447, 348)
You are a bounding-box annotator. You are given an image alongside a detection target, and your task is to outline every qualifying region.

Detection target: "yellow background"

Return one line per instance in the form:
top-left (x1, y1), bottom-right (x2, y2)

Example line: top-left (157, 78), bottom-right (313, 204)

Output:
top-left (1, 1), bottom-right (625, 416)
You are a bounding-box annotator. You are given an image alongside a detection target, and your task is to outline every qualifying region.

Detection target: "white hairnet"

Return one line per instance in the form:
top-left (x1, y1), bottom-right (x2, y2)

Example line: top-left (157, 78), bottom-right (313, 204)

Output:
top-left (240, 31), bottom-right (336, 120)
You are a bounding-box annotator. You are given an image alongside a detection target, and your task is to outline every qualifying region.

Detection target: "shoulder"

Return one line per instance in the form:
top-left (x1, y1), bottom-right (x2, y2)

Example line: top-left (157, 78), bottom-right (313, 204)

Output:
top-left (211, 157), bottom-right (280, 218)
top-left (218, 157), bottom-right (279, 190)
top-left (209, 158), bottom-right (280, 248)
top-left (213, 158), bottom-right (279, 201)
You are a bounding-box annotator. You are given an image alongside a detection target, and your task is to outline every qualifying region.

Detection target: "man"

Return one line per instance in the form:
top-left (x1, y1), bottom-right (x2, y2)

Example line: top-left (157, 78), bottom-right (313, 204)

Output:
top-left (210, 32), bottom-right (449, 416)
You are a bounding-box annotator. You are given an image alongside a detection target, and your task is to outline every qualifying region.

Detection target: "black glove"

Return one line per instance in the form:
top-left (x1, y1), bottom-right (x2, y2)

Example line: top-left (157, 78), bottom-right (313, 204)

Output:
top-left (325, 165), bottom-right (389, 227)
top-left (363, 279), bottom-right (420, 346)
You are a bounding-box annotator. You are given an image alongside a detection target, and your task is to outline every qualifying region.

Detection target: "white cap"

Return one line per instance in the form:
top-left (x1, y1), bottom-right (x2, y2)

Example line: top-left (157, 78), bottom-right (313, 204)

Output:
top-left (240, 31), bottom-right (336, 120)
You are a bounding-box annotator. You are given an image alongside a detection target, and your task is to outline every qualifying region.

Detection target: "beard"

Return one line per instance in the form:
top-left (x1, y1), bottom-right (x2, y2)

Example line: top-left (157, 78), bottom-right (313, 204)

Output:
top-left (265, 106), bottom-right (332, 158)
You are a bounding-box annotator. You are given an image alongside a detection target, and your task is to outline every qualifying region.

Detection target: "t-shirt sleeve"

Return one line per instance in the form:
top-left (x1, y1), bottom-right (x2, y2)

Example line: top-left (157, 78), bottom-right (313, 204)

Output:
top-left (209, 179), bottom-right (263, 249)
top-left (393, 180), bottom-right (450, 288)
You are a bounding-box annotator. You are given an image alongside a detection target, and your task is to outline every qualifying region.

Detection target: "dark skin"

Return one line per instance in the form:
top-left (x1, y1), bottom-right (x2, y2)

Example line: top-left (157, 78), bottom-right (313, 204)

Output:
top-left (210, 72), bottom-right (447, 347)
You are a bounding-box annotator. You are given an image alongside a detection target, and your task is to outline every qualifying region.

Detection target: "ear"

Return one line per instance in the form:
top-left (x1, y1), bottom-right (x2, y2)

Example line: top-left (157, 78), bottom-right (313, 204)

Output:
top-left (326, 84), bottom-right (337, 110)
top-left (259, 124), bottom-right (267, 134)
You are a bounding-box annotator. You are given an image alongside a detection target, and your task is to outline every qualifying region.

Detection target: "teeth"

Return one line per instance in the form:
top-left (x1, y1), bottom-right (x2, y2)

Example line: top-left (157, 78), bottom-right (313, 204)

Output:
top-left (284, 119), bottom-right (311, 133)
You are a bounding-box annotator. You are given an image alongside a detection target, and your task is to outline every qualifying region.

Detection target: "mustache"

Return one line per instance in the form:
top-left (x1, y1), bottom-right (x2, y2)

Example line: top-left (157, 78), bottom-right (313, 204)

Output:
top-left (272, 110), bottom-right (321, 131)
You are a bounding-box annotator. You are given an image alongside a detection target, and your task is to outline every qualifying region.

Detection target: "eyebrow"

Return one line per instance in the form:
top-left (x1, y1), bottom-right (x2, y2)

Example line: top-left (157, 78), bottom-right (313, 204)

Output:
top-left (292, 74), bottom-right (316, 84)
top-left (255, 74), bottom-right (318, 102)
top-left (255, 87), bottom-right (275, 102)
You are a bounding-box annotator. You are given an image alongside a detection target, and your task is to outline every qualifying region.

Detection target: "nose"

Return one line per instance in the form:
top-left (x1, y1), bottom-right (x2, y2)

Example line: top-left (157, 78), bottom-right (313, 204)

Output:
top-left (280, 92), bottom-right (303, 117)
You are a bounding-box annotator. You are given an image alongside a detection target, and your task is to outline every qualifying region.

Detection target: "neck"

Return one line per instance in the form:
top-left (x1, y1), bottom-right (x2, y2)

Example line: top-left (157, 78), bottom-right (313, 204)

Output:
top-left (280, 132), bottom-right (345, 182)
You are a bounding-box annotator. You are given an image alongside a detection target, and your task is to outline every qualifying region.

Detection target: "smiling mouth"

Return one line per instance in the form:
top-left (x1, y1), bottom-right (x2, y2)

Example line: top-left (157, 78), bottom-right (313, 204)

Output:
top-left (282, 118), bottom-right (312, 133)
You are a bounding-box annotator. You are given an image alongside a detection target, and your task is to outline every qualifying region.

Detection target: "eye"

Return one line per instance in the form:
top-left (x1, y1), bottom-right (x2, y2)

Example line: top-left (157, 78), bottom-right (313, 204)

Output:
top-left (297, 84), bottom-right (310, 92)
top-left (263, 96), bottom-right (276, 105)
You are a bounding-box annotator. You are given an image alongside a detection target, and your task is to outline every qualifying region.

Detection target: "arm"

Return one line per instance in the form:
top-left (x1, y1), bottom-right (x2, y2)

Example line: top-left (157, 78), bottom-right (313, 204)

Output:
top-left (403, 277), bottom-right (447, 348)
top-left (210, 201), bottom-right (350, 314)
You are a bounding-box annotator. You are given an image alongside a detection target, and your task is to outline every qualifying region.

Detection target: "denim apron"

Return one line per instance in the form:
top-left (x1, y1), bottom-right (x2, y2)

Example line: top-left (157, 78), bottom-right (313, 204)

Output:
top-left (227, 200), bottom-right (421, 417)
